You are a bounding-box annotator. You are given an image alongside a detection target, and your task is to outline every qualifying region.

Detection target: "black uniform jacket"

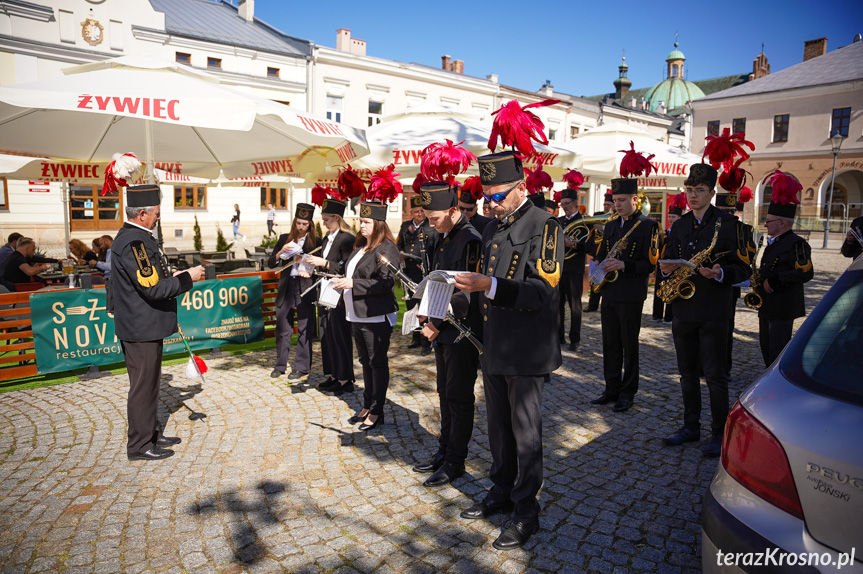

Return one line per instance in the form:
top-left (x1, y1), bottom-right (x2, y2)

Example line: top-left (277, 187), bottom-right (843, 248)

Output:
top-left (758, 230), bottom-right (814, 321)
top-left (268, 233), bottom-right (316, 308)
top-left (344, 240), bottom-right (400, 319)
top-left (426, 215), bottom-right (483, 345)
top-left (841, 215), bottom-right (863, 260)
top-left (321, 229), bottom-right (355, 275)
top-left (559, 212), bottom-right (588, 275)
top-left (111, 223), bottom-right (193, 342)
top-left (396, 219), bottom-right (435, 283)
top-left (595, 213), bottom-right (659, 303)
top-left (469, 213), bottom-right (493, 236)
top-left (663, 205), bottom-right (750, 322)
top-left (480, 200), bottom-right (564, 376)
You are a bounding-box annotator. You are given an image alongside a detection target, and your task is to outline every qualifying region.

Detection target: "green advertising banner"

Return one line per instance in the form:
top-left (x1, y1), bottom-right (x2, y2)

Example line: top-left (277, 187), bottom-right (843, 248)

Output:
top-left (31, 276), bottom-right (263, 374)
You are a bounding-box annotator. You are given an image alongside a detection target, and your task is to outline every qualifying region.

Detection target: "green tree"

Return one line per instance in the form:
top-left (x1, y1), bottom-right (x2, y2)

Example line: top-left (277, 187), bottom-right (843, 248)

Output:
top-left (215, 226), bottom-right (233, 252)
top-left (193, 216), bottom-right (203, 251)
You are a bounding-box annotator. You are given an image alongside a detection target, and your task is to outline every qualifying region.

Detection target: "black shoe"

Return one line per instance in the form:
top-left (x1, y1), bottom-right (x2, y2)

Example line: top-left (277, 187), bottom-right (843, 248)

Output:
top-left (583, 306), bottom-right (598, 313)
top-left (590, 392), bottom-right (617, 405)
top-left (663, 427), bottom-right (700, 446)
top-left (413, 452), bottom-right (446, 473)
top-left (287, 370), bottom-right (309, 381)
top-left (424, 464), bottom-right (465, 487)
top-left (702, 435), bottom-right (723, 458)
top-left (420, 346), bottom-right (431, 356)
top-left (348, 410), bottom-right (369, 424)
top-left (460, 497), bottom-right (514, 520)
top-left (612, 398), bottom-right (633, 412)
top-left (127, 447), bottom-right (174, 461)
top-left (407, 341), bottom-right (421, 349)
top-left (270, 369), bottom-right (284, 378)
top-left (156, 436), bottom-right (181, 447)
top-left (493, 520), bottom-right (539, 550)
top-left (359, 414), bottom-right (384, 431)
top-left (329, 381), bottom-right (354, 396)
top-left (568, 342), bottom-right (579, 352)
top-left (318, 377), bottom-right (338, 390)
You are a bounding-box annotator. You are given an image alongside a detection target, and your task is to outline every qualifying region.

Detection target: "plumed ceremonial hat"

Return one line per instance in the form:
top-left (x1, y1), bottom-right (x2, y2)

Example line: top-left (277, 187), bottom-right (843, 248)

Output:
top-left (419, 182), bottom-right (459, 211)
top-left (295, 203), bottom-right (315, 221)
top-left (359, 201), bottom-right (388, 221)
top-left (477, 151), bottom-right (524, 186)
top-left (126, 184), bottom-right (161, 208)
top-left (610, 178), bottom-right (638, 195)
top-left (687, 163), bottom-right (718, 189)
top-left (409, 196), bottom-right (423, 209)
top-left (321, 198), bottom-right (346, 216)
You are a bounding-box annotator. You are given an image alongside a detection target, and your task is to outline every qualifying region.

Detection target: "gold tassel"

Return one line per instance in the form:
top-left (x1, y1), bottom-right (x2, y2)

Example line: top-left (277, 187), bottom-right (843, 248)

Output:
top-left (537, 260), bottom-right (560, 288)
top-left (137, 269), bottom-right (160, 287)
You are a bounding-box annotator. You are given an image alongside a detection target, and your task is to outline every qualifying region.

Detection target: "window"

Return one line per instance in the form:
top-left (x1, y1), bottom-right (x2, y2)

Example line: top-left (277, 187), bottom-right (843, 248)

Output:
top-left (368, 101), bottom-right (383, 127)
top-left (773, 114), bottom-right (789, 142)
top-left (0, 178), bottom-right (7, 211)
top-left (70, 185), bottom-right (123, 231)
top-left (174, 186), bottom-right (206, 210)
top-left (207, 57), bottom-right (221, 69)
top-left (732, 118), bottom-right (746, 135)
top-left (267, 67), bottom-right (280, 78)
top-left (570, 126), bottom-right (580, 138)
top-left (548, 129), bottom-right (557, 141)
top-left (176, 52), bottom-right (191, 64)
top-left (671, 64), bottom-right (679, 78)
top-left (326, 96), bottom-right (343, 123)
top-left (832, 107), bottom-right (851, 137)
top-left (707, 121), bottom-right (720, 137)
top-left (260, 187), bottom-right (288, 210)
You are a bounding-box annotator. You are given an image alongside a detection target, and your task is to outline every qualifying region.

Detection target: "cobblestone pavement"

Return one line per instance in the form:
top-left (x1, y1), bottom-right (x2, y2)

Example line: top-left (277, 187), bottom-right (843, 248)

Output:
top-left (0, 249), bottom-right (853, 574)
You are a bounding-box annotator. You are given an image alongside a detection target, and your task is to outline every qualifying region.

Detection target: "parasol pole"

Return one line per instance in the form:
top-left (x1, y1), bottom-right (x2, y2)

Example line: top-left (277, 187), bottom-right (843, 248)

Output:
top-left (144, 118), bottom-right (164, 248)
top-left (62, 182), bottom-right (71, 251)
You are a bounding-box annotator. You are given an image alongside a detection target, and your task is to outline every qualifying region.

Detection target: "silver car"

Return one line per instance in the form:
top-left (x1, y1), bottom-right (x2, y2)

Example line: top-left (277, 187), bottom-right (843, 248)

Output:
top-left (702, 256), bottom-right (863, 573)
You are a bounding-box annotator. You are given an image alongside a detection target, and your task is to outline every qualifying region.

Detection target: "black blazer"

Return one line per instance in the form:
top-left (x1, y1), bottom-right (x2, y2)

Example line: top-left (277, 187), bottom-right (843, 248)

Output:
top-left (269, 233), bottom-right (316, 308)
top-left (758, 231), bottom-right (814, 321)
top-left (321, 230), bottom-right (355, 275)
top-left (468, 213), bottom-right (493, 236)
top-left (595, 212), bottom-right (659, 303)
top-left (344, 240), bottom-right (399, 319)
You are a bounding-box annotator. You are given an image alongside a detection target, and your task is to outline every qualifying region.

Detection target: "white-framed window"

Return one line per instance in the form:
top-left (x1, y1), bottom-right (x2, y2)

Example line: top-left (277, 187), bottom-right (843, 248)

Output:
top-left (326, 96), bottom-right (343, 123)
top-left (570, 126), bottom-right (580, 139)
top-left (548, 129), bottom-right (557, 141)
top-left (368, 101), bottom-right (383, 127)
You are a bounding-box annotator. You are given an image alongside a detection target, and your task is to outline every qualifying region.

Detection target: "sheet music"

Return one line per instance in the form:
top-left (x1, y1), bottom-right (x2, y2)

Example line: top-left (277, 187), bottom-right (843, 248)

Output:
top-left (589, 265), bottom-right (607, 287)
top-left (402, 305), bottom-right (420, 335)
top-left (317, 279), bottom-right (342, 309)
top-left (418, 280), bottom-right (455, 320)
top-left (279, 241), bottom-right (302, 260)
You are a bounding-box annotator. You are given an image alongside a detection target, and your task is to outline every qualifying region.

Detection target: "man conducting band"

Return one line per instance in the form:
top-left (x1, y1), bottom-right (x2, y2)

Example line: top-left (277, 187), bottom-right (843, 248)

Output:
top-left (111, 185), bottom-right (205, 461)
top-left (454, 150), bottom-right (564, 550)
top-left (660, 164), bottom-right (749, 458)
top-left (411, 181), bottom-right (483, 487)
top-left (590, 178), bottom-right (659, 412)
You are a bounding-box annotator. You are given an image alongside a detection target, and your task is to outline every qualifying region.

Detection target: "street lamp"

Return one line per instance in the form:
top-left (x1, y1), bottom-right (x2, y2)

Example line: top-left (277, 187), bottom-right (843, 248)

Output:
top-left (822, 129), bottom-right (847, 249)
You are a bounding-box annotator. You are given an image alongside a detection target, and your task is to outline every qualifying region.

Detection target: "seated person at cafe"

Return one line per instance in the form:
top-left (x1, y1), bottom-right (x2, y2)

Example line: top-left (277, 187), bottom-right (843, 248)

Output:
top-left (69, 238), bottom-right (97, 266)
top-left (2, 237), bottom-right (50, 289)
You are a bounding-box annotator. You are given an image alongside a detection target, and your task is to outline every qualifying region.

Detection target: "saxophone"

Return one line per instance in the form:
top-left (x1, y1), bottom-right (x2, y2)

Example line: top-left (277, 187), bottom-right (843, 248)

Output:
top-left (590, 220), bottom-right (642, 292)
top-left (658, 220), bottom-right (721, 304)
top-left (743, 236), bottom-right (764, 310)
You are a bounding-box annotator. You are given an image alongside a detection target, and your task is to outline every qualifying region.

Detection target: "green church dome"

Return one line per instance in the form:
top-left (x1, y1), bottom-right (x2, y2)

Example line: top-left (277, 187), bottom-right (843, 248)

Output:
top-left (643, 77), bottom-right (705, 113)
top-left (666, 41), bottom-right (685, 61)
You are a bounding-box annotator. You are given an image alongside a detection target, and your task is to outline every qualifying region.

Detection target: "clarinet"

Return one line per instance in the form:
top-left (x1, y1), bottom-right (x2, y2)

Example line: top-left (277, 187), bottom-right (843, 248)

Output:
top-left (377, 254), bottom-right (483, 355)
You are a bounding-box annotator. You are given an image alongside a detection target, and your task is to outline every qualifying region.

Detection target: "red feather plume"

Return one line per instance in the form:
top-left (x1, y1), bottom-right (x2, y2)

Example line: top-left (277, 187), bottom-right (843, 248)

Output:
top-left (411, 172), bottom-right (428, 194)
top-left (524, 162), bottom-right (553, 195)
top-left (420, 139), bottom-right (476, 183)
top-left (672, 192), bottom-right (689, 211)
top-left (311, 184), bottom-right (336, 207)
top-left (488, 98), bottom-right (561, 158)
top-left (461, 175), bottom-right (483, 201)
top-left (553, 190), bottom-right (561, 202)
top-left (765, 170), bottom-right (801, 205)
top-left (717, 159), bottom-right (750, 193)
top-left (194, 355), bottom-right (208, 374)
top-left (562, 168), bottom-right (585, 189)
top-left (578, 204), bottom-right (587, 215)
top-left (365, 164), bottom-right (403, 204)
top-left (619, 141), bottom-right (655, 178)
top-left (703, 128), bottom-right (755, 170)
top-left (337, 164), bottom-right (366, 199)
top-left (738, 187), bottom-right (753, 204)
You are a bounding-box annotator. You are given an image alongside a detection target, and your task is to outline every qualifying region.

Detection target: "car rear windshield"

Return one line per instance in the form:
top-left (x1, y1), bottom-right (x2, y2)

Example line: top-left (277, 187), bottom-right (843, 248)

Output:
top-left (781, 268), bottom-right (863, 405)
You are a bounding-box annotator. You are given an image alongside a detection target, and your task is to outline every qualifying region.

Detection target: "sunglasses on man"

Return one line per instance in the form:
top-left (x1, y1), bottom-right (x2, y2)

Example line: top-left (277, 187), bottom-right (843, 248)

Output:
top-left (483, 180), bottom-right (521, 203)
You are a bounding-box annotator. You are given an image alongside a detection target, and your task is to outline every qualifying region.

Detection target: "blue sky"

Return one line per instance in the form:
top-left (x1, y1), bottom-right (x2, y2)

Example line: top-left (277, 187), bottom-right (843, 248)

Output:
top-left (251, 0), bottom-right (863, 98)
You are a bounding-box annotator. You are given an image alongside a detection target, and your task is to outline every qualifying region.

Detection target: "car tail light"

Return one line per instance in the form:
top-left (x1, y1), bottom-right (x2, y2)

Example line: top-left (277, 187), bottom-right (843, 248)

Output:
top-left (722, 401), bottom-right (804, 520)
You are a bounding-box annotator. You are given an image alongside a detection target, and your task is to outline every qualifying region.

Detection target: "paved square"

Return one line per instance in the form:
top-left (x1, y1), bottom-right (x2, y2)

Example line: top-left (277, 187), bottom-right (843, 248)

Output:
top-left (0, 250), bottom-right (851, 573)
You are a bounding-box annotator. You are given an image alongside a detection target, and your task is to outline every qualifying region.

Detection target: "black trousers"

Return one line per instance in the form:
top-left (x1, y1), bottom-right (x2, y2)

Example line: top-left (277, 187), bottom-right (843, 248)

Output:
top-left (759, 317), bottom-right (794, 368)
top-left (274, 278), bottom-right (314, 374)
top-left (267, 220), bottom-right (275, 236)
top-left (672, 318), bottom-right (730, 438)
top-left (434, 343), bottom-right (479, 467)
top-left (558, 274), bottom-right (583, 345)
top-left (352, 321), bottom-right (391, 415)
top-left (727, 299), bottom-right (738, 375)
top-left (321, 303), bottom-right (354, 381)
top-left (587, 286), bottom-right (601, 310)
top-left (122, 340), bottom-right (164, 457)
top-left (483, 372), bottom-right (546, 523)
top-left (600, 300), bottom-right (643, 399)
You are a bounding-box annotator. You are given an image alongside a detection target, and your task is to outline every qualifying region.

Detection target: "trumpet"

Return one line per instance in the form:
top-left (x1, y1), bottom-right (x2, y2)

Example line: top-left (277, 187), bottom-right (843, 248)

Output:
top-left (563, 212), bottom-right (618, 259)
top-left (743, 236), bottom-right (764, 310)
